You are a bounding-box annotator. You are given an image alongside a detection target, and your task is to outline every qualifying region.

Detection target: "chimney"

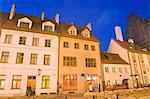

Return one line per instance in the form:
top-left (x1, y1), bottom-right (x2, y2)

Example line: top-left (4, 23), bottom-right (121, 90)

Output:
top-left (55, 13), bottom-right (60, 25)
top-left (9, 4), bottom-right (16, 20)
top-left (115, 25), bottom-right (123, 41)
top-left (128, 38), bottom-right (134, 43)
top-left (41, 11), bottom-right (44, 20)
top-left (71, 22), bottom-right (74, 25)
top-left (86, 22), bottom-right (92, 31)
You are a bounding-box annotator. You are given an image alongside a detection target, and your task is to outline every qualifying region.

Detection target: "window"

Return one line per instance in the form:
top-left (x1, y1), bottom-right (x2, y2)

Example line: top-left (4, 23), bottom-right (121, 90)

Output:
top-left (45, 39), bottom-right (51, 47)
top-left (112, 67), bottom-right (116, 73)
top-left (44, 25), bottom-right (53, 31)
top-left (32, 38), bottom-right (39, 46)
top-left (119, 67), bottom-right (122, 73)
top-left (20, 22), bottom-right (29, 28)
top-left (63, 56), bottom-right (77, 66)
top-left (41, 76), bottom-right (50, 89)
top-left (74, 43), bottom-right (79, 49)
top-left (70, 30), bottom-right (75, 35)
top-left (16, 53), bottom-right (24, 64)
top-left (11, 75), bottom-right (21, 89)
top-left (63, 74), bottom-right (77, 91)
top-left (4, 35), bottom-right (12, 44)
top-left (105, 67), bottom-right (109, 73)
top-left (132, 53), bottom-right (136, 63)
top-left (30, 54), bottom-right (37, 65)
top-left (0, 75), bottom-right (6, 89)
top-left (124, 67), bottom-right (128, 73)
top-left (84, 44), bottom-right (89, 50)
top-left (19, 36), bottom-right (26, 45)
top-left (64, 42), bottom-right (69, 48)
top-left (91, 45), bottom-right (96, 51)
top-left (0, 52), bottom-right (9, 63)
top-left (85, 58), bottom-right (96, 67)
top-left (44, 55), bottom-right (50, 65)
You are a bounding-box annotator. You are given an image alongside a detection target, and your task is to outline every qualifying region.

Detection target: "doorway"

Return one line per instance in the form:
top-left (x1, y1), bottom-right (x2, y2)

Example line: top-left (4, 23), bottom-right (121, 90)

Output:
top-left (27, 76), bottom-right (36, 95)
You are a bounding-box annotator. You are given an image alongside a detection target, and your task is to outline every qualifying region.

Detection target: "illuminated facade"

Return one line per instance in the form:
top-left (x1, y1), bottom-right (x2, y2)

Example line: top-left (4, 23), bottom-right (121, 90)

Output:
top-left (0, 5), bottom-right (58, 96)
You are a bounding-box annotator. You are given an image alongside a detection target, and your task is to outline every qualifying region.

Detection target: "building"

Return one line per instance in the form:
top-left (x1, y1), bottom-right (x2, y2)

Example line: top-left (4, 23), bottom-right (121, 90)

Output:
top-left (126, 13), bottom-right (150, 52)
top-left (0, 5), bottom-right (58, 96)
top-left (108, 25), bottom-right (150, 88)
top-left (101, 52), bottom-right (132, 90)
top-left (58, 22), bottom-right (102, 94)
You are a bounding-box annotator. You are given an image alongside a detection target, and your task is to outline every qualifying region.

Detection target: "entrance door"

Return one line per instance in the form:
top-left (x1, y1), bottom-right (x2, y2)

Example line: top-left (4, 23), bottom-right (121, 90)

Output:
top-left (27, 76), bottom-right (36, 95)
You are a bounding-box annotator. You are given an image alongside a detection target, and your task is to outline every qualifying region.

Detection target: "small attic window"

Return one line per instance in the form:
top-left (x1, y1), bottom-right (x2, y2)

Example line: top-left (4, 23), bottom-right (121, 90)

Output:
top-left (81, 28), bottom-right (91, 38)
top-left (20, 22), bottom-right (29, 29)
top-left (67, 25), bottom-right (77, 36)
top-left (44, 25), bottom-right (53, 31)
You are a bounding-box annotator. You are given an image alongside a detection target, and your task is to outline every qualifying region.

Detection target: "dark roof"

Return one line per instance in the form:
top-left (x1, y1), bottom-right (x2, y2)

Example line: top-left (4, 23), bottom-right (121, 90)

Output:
top-left (0, 12), bottom-right (99, 42)
top-left (114, 39), bottom-right (150, 54)
top-left (101, 51), bottom-right (128, 64)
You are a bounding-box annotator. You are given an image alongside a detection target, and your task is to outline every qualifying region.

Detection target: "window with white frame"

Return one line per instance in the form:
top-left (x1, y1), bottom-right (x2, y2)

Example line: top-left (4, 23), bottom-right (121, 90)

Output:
top-left (41, 75), bottom-right (50, 89)
top-left (30, 54), bottom-right (37, 65)
top-left (20, 22), bottom-right (29, 28)
top-left (0, 51), bottom-right (9, 63)
top-left (4, 35), bottom-right (12, 44)
top-left (119, 67), bottom-right (122, 73)
top-left (32, 38), bottom-right (39, 46)
top-left (105, 67), bottom-right (109, 72)
top-left (11, 75), bottom-right (21, 89)
top-left (44, 55), bottom-right (50, 65)
top-left (19, 36), bottom-right (26, 45)
top-left (0, 75), bottom-right (6, 89)
top-left (45, 39), bottom-right (51, 47)
top-left (16, 53), bottom-right (24, 64)
top-left (64, 42), bottom-right (69, 48)
top-left (112, 67), bottom-right (116, 73)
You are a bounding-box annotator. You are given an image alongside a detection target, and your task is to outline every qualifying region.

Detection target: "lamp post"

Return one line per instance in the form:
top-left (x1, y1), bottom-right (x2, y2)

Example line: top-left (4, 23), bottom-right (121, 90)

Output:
top-left (37, 69), bottom-right (41, 76)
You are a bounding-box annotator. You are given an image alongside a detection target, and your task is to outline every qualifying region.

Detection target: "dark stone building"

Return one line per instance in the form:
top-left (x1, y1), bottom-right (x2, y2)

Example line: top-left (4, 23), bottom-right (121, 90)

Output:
top-left (126, 13), bottom-right (150, 52)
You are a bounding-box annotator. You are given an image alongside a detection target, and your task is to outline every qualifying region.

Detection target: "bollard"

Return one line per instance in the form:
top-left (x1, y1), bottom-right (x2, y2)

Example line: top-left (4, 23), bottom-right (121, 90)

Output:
top-left (93, 95), bottom-right (95, 99)
top-left (65, 96), bottom-right (67, 99)
top-left (116, 94), bottom-right (119, 99)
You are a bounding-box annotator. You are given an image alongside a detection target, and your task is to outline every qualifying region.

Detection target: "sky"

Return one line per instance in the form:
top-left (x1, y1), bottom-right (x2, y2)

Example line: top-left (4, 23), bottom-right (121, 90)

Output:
top-left (0, 0), bottom-right (149, 50)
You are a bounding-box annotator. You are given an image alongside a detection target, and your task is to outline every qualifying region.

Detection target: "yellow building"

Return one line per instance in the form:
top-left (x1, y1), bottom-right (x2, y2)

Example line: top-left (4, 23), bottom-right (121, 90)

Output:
top-left (58, 23), bottom-right (102, 94)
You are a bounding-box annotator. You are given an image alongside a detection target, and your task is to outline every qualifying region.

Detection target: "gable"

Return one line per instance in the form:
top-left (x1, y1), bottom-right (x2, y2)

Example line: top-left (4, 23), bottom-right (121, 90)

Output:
top-left (42, 21), bottom-right (55, 31)
top-left (81, 28), bottom-right (90, 38)
top-left (17, 17), bottom-right (32, 28)
top-left (67, 25), bottom-right (77, 35)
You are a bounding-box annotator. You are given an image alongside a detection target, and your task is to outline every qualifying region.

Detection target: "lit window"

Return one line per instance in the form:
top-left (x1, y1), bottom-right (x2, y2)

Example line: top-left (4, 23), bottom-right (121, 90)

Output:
top-left (91, 45), bottom-right (96, 51)
top-left (45, 39), bottom-right (51, 47)
top-left (105, 67), bottom-right (109, 72)
top-left (63, 74), bottom-right (77, 91)
top-left (85, 58), bottom-right (96, 67)
top-left (41, 76), bottom-right (50, 89)
top-left (44, 55), bottom-right (50, 65)
top-left (4, 35), bottom-right (12, 44)
top-left (74, 43), bottom-right (79, 49)
top-left (64, 42), bottom-right (69, 48)
top-left (19, 36), bottom-right (26, 45)
top-left (32, 38), bottom-right (39, 46)
top-left (20, 22), bottom-right (29, 28)
top-left (63, 56), bottom-right (77, 66)
top-left (124, 67), bottom-right (128, 73)
top-left (0, 52), bottom-right (9, 63)
top-left (44, 26), bottom-right (53, 31)
top-left (11, 75), bottom-right (21, 89)
top-left (16, 53), bottom-right (24, 64)
top-left (84, 44), bottom-right (89, 50)
top-left (30, 54), bottom-right (37, 65)
top-left (0, 75), bottom-right (6, 89)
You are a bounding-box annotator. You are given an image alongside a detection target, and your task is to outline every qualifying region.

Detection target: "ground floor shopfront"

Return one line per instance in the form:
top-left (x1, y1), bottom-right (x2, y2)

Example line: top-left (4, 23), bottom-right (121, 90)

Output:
top-left (0, 64), bottom-right (57, 96)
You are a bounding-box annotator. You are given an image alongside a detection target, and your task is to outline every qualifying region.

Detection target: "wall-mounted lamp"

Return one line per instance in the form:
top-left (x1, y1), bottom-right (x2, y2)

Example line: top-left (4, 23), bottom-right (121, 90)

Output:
top-left (38, 69), bottom-right (41, 76)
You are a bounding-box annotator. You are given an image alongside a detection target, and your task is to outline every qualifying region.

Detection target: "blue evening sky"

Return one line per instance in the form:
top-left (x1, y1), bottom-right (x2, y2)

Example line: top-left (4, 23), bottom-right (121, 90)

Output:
top-left (0, 0), bottom-right (149, 50)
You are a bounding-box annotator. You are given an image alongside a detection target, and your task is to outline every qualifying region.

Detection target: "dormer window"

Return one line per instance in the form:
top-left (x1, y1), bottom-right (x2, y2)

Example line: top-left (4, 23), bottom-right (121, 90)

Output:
top-left (20, 22), bottom-right (29, 29)
top-left (67, 25), bottom-right (77, 35)
top-left (81, 28), bottom-right (90, 38)
top-left (44, 25), bottom-right (53, 31)
top-left (17, 17), bottom-right (32, 29)
top-left (42, 21), bottom-right (55, 32)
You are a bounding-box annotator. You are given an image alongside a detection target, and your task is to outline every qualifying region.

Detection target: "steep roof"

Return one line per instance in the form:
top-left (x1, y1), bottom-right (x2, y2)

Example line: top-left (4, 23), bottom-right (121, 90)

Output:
top-left (113, 39), bottom-right (150, 54)
top-left (0, 12), bottom-right (99, 42)
top-left (101, 51), bottom-right (129, 64)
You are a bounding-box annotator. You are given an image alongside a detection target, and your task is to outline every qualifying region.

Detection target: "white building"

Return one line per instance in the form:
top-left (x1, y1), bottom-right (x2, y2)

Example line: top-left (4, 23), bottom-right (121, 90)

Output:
top-left (108, 25), bottom-right (150, 88)
top-left (0, 5), bottom-right (58, 96)
top-left (101, 52), bottom-right (132, 90)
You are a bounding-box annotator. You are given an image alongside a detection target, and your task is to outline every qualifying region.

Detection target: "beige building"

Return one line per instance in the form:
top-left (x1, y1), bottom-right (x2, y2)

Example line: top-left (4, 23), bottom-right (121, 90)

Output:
top-left (108, 25), bottom-right (150, 88)
top-left (58, 23), bottom-right (102, 94)
top-left (101, 52), bottom-right (132, 90)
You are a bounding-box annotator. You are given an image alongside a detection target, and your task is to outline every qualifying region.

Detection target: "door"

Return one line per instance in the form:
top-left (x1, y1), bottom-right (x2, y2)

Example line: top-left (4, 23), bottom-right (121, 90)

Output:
top-left (27, 76), bottom-right (36, 95)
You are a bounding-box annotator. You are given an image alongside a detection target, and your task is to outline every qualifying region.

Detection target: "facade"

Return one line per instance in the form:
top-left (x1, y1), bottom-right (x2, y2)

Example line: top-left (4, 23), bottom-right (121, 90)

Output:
top-left (101, 52), bottom-right (132, 90)
top-left (108, 26), bottom-right (150, 88)
top-left (0, 5), bottom-right (58, 96)
top-left (126, 13), bottom-right (150, 52)
top-left (58, 23), bottom-right (102, 94)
